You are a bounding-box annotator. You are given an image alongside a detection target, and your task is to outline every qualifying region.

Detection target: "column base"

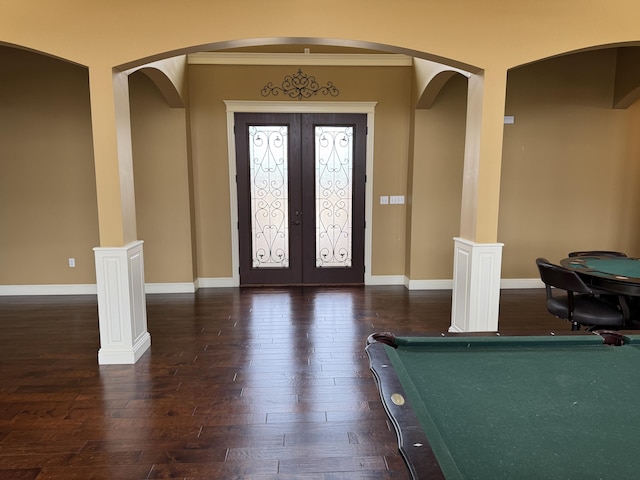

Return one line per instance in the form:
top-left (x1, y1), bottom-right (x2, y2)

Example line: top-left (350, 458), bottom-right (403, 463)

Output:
top-left (98, 332), bottom-right (151, 365)
top-left (94, 241), bottom-right (150, 365)
top-left (450, 237), bottom-right (503, 332)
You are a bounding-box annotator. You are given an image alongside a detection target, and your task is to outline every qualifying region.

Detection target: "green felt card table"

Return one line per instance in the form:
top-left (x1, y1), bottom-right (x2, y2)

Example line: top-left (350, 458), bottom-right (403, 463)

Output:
top-left (366, 331), bottom-right (640, 480)
top-left (560, 256), bottom-right (640, 296)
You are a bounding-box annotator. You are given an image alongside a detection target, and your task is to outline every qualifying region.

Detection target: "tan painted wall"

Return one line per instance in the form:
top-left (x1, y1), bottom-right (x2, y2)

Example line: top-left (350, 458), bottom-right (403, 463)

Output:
top-left (409, 75), bottom-right (467, 279)
top-left (499, 49), bottom-right (640, 277)
top-left (129, 72), bottom-right (194, 283)
top-left (2, 2), bottom-right (640, 285)
top-left (2, 1), bottom-right (639, 73)
top-left (0, 46), bottom-right (98, 285)
top-left (3, 1), bottom-right (640, 277)
top-left (188, 64), bottom-right (412, 278)
top-left (2, 47), bottom-right (640, 285)
top-left (624, 100), bottom-right (640, 245)
top-left (0, 48), bottom-right (196, 286)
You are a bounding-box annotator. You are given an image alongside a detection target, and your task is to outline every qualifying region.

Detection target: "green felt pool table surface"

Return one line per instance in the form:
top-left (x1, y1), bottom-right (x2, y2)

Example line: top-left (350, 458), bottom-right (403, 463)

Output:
top-left (366, 333), bottom-right (640, 480)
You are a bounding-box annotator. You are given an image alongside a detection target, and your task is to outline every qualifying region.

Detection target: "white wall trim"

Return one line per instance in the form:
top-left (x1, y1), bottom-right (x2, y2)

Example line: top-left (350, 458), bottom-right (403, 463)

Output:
top-left (196, 277), bottom-right (238, 288)
top-left (501, 278), bottom-right (544, 289)
top-left (144, 283), bottom-right (196, 294)
top-left (0, 277), bottom-right (545, 296)
top-left (0, 284), bottom-right (98, 296)
top-left (406, 279), bottom-right (454, 290)
top-left (224, 100), bottom-right (377, 286)
top-left (188, 52), bottom-right (413, 67)
top-left (366, 275), bottom-right (406, 286)
top-left (224, 100), bottom-right (377, 114)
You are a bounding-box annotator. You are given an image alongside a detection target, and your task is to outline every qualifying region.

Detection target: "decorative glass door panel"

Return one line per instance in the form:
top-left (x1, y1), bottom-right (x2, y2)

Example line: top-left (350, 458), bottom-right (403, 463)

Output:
top-left (236, 112), bottom-right (366, 285)
top-left (315, 126), bottom-right (353, 268)
top-left (248, 125), bottom-right (290, 268)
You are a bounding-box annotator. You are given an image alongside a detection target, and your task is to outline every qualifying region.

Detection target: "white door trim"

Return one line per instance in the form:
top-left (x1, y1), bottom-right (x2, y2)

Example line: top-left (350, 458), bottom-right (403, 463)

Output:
top-left (224, 100), bottom-right (377, 285)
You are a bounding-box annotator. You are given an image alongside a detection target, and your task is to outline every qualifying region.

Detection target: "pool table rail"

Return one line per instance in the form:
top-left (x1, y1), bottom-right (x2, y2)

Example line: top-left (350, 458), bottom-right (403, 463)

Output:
top-left (366, 332), bottom-right (446, 480)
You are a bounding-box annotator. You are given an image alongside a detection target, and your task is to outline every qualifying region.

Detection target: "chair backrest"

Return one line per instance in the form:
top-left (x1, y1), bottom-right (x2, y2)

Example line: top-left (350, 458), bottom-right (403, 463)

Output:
top-left (536, 257), bottom-right (592, 294)
top-left (568, 250), bottom-right (627, 258)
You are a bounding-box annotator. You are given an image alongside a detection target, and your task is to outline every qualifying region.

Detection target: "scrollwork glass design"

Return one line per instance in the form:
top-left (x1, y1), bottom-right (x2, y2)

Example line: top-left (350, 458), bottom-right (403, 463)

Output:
top-left (315, 126), bottom-right (353, 268)
top-left (249, 125), bottom-right (289, 268)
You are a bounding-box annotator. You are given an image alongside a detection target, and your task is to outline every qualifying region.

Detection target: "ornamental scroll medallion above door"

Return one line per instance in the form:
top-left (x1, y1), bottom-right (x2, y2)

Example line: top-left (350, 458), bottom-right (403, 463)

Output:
top-left (235, 112), bottom-right (366, 285)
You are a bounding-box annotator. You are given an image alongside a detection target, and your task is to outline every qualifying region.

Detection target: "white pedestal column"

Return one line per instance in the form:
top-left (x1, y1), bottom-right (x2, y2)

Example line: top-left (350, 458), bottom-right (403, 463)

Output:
top-left (94, 240), bottom-right (151, 364)
top-left (450, 237), bottom-right (503, 332)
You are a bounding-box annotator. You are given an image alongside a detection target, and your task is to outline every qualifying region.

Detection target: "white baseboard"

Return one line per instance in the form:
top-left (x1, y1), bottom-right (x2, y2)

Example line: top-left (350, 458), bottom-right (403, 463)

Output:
top-left (145, 283), bottom-right (197, 294)
top-left (406, 279), bottom-right (454, 290)
top-left (366, 274), bottom-right (405, 285)
top-left (196, 277), bottom-right (237, 288)
top-left (0, 277), bottom-right (546, 296)
top-left (500, 278), bottom-right (544, 289)
top-left (0, 278), bottom-right (233, 296)
top-left (0, 284), bottom-right (98, 296)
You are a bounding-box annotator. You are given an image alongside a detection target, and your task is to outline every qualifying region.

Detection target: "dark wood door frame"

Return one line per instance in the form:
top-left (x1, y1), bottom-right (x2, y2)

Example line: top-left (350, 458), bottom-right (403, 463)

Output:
top-left (225, 101), bottom-right (376, 288)
top-left (234, 112), bottom-right (367, 286)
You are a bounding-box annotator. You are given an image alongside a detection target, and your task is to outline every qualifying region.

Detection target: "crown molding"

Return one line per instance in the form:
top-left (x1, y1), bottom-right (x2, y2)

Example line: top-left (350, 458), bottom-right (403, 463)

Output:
top-left (223, 100), bottom-right (377, 113)
top-left (188, 52), bottom-right (413, 67)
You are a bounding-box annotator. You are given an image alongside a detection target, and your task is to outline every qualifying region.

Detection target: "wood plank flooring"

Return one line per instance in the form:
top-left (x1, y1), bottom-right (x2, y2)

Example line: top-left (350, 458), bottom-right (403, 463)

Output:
top-left (0, 287), bottom-right (561, 479)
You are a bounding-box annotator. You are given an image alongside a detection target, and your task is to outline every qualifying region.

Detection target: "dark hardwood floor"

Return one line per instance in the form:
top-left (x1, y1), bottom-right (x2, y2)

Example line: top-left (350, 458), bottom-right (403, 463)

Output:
top-left (0, 286), bottom-right (561, 479)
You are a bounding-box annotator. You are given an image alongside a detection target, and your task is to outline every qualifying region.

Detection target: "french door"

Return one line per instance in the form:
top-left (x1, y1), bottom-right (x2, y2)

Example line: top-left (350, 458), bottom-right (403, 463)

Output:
top-left (235, 112), bottom-right (366, 285)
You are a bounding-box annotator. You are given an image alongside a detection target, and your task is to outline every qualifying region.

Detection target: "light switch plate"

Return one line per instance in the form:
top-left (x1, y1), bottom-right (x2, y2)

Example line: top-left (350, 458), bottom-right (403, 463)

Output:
top-left (390, 195), bottom-right (405, 204)
top-left (380, 195), bottom-right (389, 205)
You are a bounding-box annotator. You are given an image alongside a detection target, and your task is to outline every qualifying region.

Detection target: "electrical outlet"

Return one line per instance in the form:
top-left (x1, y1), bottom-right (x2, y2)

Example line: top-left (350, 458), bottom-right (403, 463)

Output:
top-left (68, 258), bottom-right (76, 268)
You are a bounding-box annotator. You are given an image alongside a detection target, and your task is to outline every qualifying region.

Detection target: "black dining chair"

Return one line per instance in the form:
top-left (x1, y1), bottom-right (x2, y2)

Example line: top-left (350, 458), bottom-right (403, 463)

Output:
top-left (536, 257), bottom-right (626, 331)
top-left (568, 250), bottom-right (627, 258)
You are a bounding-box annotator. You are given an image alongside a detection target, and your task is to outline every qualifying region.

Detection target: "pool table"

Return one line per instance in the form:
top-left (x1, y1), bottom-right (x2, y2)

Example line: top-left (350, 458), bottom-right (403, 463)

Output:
top-left (366, 331), bottom-right (640, 480)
